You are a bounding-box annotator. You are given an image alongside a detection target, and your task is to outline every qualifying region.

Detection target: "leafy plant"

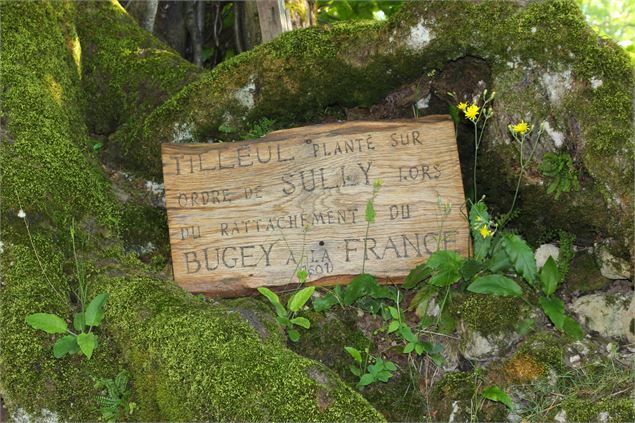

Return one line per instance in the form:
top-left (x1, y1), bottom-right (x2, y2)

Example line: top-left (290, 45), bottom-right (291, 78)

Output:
top-left (258, 286), bottom-right (315, 342)
top-left (241, 117), bottom-right (276, 140)
top-left (26, 292), bottom-right (109, 359)
top-left (385, 304), bottom-right (444, 364)
top-left (345, 346), bottom-right (397, 389)
top-left (482, 385), bottom-right (513, 410)
top-left (539, 152), bottom-right (580, 199)
top-left (313, 273), bottom-right (395, 313)
top-left (94, 370), bottom-right (136, 422)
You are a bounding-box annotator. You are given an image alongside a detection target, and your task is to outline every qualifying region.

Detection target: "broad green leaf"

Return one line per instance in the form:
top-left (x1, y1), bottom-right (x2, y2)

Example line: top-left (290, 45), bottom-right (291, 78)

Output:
top-left (482, 386), bottom-right (513, 410)
top-left (376, 370), bottom-right (392, 382)
top-left (473, 234), bottom-right (492, 261)
top-left (313, 291), bottom-right (339, 312)
top-left (540, 256), bottom-right (560, 296)
top-left (563, 316), bottom-right (584, 340)
top-left (460, 259), bottom-right (483, 281)
top-left (467, 274), bottom-right (522, 296)
top-left (73, 312), bottom-right (85, 332)
top-left (288, 329), bottom-right (300, 342)
top-left (399, 324), bottom-right (418, 343)
top-left (342, 274), bottom-right (378, 305)
top-left (359, 373), bottom-right (375, 386)
top-left (53, 335), bottom-right (79, 358)
top-left (258, 287), bottom-right (287, 317)
top-left (384, 361), bottom-right (397, 372)
top-left (350, 365), bottom-right (362, 376)
top-left (427, 250), bottom-right (464, 270)
top-left (387, 320), bottom-right (399, 333)
top-left (26, 313), bottom-right (68, 334)
top-left (290, 316), bottom-right (310, 329)
top-left (345, 346), bottom-right (362, 364)
top-left (487, 247), bottom-right (512, 273)
top-left (85, 293), bottom-right (109, 327)
top-left (539, 296), bottom-right (565, 328)
top-left (403, 263), bottom-right (433, 288)
top-left (77, 332), bottom-right (98, 359)
top-left (415, 343), bottom-right (424, 355)
top-left (288, 286), bottom-right (315, 312)
top-left (388, 306), bottom-right (400, 320)
top-left (276, 316), bottom-right (291, 326)
top-left (503, 234), bottom-right (537, 284)
top-left (429, 269), bottom-right (462, 287)
top-left (365, 199), bottom-right (376, 223)
top-left (403, 342), bottom-right (415, 353)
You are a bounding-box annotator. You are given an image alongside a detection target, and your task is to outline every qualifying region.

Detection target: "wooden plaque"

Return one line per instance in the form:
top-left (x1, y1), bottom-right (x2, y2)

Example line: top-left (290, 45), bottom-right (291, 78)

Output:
top-left (162, 115), bottom-right (469, 296)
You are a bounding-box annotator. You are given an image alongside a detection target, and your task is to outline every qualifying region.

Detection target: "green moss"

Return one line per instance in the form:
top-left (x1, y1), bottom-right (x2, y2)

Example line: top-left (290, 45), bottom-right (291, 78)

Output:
top-left (75, 0), bottom-right (200, 135)
top-left (0, 240), bottom-right (122, 421)
top-left (515, 332), bottom-right (564, 372)
top-left (0, 1), bottom-right (119, 229)
top-left (96, 276), bottom-right (383, 421)
top-left (455, 293), bottom-right (528, 336)
top-left (120, 202), bottom-right (169, 259)
top-left (560, 398), bottom-right (635, 422)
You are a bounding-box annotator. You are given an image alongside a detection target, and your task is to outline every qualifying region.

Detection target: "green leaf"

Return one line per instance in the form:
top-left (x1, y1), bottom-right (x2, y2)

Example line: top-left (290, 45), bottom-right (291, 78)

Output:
top-left (487, 247), bottom-right (512, 273)
top-left (365, 199), bottom-right (376, 223)
top-left (429, 268), bottom-right (462, 287)
top-left (540, 256), bottom-right (560, 296)
top-left (296, 269), bottom-right (309, 284)
top-left (85, 293), bottom-right (109, 327)
top-left (403, 342), bottom-right (415, 353)
top-left (388, 306), bottom-right (400, 320)
top-left (427, 250), bottom-right (464, 269)
top-left (503, 234), bottom-right (537, 284)
top-left (73, 312), bottom-right (85, 332)
top-left (563, 315), bottom-right (584, 340)
top-left (350, 365), bottom-right (362, 376)
top-left (387, 320), bottom-right (400, 333)
top-left (287, 329), bottom-right (300, 342)
top-left (288, 286), bottom-right (315, 312)
top-left (460, 259), bottom-right (483, 281)
top-left (359, 373), bottom-right (375, 386)
top-left (342, 274), bottom-right (379, 305)
top-left (403, 263), bottom-right (433, 288)
top-left (467, 274), bottom-right (522, 296)
top-left (53, 335), bottom-right (79, 358)
top-left (539, 296), bottom-right (565, 328)
top-left (26, 313), bottom-right (68, 334)
top-left (276, 315), bottom-right (291, 326)
top-left (376, 370), bottom-right (392, 382)
top-left (482, 385), bottom-right (513, 410)
top-left (313, 291), bottom-right (339, 312)
top-left (345, 346), bottom-right (362, 364)
top-left (258, 287), bottom-right (287, 317)
top-left (77, 332), bottom-right (98, 359)
top-left (415, 343), bottom-right (424, 355)
top-left (290, 316), bottom-right (310, 329)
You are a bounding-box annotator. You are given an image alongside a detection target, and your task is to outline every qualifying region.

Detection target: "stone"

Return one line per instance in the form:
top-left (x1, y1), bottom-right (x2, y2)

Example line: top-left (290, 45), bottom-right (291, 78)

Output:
top-left (534, 243), bottom-right (560, 270)
top-left (460, 327), bottom-right (520, 361)
top-left (595, 244), bottom-right (632, 280)
top-left (571, 293), bottom-right (631, 338)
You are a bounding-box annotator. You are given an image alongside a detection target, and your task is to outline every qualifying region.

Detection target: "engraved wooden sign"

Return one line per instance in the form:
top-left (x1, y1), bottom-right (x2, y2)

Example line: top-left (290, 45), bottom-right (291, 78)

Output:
top-left (162, 115), bottom-right (469, 296)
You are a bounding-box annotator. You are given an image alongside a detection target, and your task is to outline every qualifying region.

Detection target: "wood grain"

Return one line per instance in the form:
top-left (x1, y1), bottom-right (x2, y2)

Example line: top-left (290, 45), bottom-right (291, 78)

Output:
top-left (162, 115), bottom-right (469, 297)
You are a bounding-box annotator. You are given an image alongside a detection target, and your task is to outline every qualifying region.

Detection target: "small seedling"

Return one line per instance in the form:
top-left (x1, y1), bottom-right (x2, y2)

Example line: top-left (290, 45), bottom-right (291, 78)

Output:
top-left (345, 346), bottom-right (396, 389)
top-left (258, 286), bottom-right (315, 342)
top-left (94, 369), bottom-right (136, 422)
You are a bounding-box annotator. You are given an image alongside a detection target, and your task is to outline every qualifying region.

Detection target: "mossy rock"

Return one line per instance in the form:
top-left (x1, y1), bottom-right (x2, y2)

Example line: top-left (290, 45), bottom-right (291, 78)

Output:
top-left (563, 251), bottom-right (611, 294)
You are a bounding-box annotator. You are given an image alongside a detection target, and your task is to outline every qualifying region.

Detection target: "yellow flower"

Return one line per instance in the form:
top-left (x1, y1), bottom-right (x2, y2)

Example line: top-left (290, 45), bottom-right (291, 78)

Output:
top-left (457, 102), bottom-right (468, 111)
top-left (464, 104), bottom-right (480, 121)
top-left (511, 121), bottom-right (530, 135)
top-left (479, 225), bottom-right (492, 238)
